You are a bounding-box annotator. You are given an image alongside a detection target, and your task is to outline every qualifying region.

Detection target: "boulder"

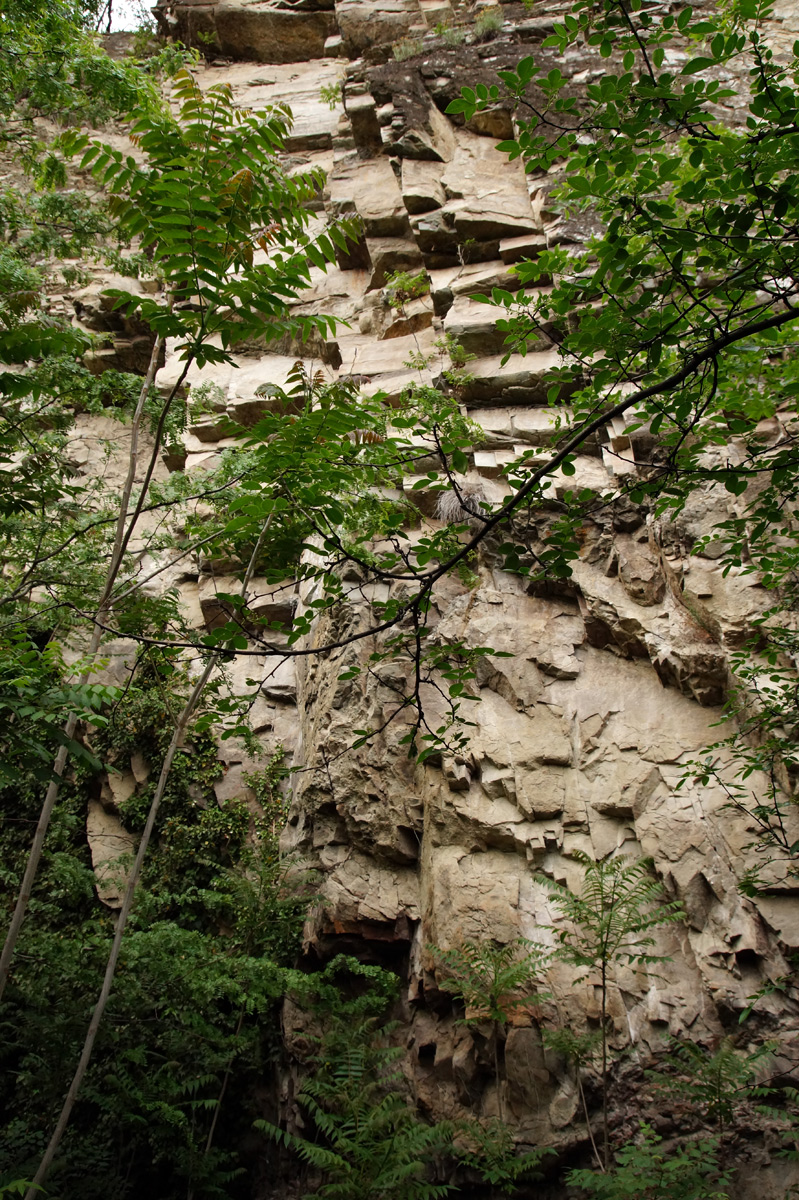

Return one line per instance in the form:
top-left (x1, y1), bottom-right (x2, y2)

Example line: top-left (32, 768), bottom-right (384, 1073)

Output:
top-left (345, 92), bottom-right (384, 154)
top-left (86, 800), bottom-right (136, 909)
top-left (392, 100), bottom-right (457, 161)
top-left (449, 194), bottom-right (537, 242)
top-left (336, 0), bottom-right (422, 55)
top-left (467, 105), bottom-right (514, 139)
top-left (616, 535), bottom-right (667, 607)
top-left (444, 296), bottom-right (550, 357)
top-left (458, 350), bottom-right (564, 406)
top-left (197, 575), bottom-right (298, 633)
top-left (216, 0), bottom-right (337, 61)
top-left (366, 237), bottom-right (424, 288)
top-left (410, 210), bottom-right (460, 263)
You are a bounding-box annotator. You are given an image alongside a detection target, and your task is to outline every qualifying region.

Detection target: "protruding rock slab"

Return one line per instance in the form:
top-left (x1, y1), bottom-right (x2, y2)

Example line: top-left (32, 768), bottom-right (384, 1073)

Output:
top-left (344, 92), bottom-right (383, 155)
top-left (401, 160), bottom-right (446, 214)
top-left (217, 1), bottom-right (335, 62)
top-left (366, 236), bottom-right (424, 288)
top-left (459, 350), bottom-right (564, 406)
top-left (198, 575), bottom-right (298, 633)
top-left (328, 158), bottom-right (411, 238)
top-left (335, 0), bottom-right (422, 55)
top-left (156, 0), bottom-right (338, 61)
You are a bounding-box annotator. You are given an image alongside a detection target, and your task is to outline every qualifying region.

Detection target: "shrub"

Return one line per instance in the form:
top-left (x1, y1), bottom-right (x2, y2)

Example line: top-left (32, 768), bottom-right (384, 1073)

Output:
top-left (473, 7), bottom-right (503, 41)
top-left (392, 37), bottom-right (424, 61)
top-left (384, 269), bottom-right (430, 309)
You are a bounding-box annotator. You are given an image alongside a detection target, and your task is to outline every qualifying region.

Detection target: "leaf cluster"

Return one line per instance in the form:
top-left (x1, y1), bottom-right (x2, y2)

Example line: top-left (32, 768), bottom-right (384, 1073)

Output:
top-left (541, 852), bottom-right (684, 973)
top-left (431, 937), bottom-right (550, 1024)
top-left (568, 1122), bottom-right (733, 1200)
top-left (260, 961), bottom-right (453, 1200)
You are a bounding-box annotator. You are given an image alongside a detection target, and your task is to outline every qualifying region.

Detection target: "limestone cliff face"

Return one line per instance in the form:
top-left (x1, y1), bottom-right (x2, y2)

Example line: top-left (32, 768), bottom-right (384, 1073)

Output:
top-left (84, 0), bottom-right (799, 1183)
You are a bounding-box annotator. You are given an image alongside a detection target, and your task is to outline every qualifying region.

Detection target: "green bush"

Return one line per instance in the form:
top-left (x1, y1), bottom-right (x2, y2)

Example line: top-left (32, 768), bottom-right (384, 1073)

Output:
top-left (260, 958), bottom-right (453, 1200)
top-left (569, 1123), bottom-right (733, 1200)
top-left (0, 666), bottom-right (304, 1200)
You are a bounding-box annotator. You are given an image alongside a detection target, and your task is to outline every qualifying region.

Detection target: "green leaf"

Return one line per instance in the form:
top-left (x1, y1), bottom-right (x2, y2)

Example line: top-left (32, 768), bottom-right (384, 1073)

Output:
top-left (681, 56), bottom-right (715, 74)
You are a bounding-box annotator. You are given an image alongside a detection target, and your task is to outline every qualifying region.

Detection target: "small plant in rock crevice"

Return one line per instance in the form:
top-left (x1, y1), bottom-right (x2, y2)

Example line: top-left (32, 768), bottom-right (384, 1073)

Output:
top-left (435, 333), bottom-right (473, 370)
top-left (392, 36), bottom-right (424, 62)
top-left (436, 332), bottom-right (477, 395)
top-left (473, 7), bottom-right (504, 42)
top-left (457, 236), bottom-right (478, 265)
top-left (384, 269), bottom-right (430, 310)
top-left (319, 82), bottom-right (341, 110)
top-left (441, 24), bottom-right (467, 47)
top-left (193, 29), bottom-right (221, 61)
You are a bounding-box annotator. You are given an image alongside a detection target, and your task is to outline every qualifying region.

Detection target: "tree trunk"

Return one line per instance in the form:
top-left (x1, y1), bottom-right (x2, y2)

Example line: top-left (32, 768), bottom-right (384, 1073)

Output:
top-left (601, 963), bottom-right (609, 1171)
top-left (26, 512), bottom-right (274, 1196)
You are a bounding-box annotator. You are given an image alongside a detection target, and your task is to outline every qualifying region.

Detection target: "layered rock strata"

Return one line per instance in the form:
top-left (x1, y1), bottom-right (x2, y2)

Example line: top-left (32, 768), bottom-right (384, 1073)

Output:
top-left (72, 5), bottom-right (799, 1185)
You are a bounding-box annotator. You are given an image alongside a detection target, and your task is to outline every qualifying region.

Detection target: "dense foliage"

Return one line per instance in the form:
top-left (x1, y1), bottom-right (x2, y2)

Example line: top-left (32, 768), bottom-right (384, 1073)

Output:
top-left (0, 665), bottom-right (300, 1198)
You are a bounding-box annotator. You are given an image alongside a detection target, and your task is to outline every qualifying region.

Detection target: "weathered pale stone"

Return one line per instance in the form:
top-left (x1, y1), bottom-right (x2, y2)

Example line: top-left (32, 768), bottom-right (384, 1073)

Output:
top-left (100, 770), bottom-right (136, 813)
top-left (89, 23), bottom-right (799, 1177)
top-left (401, 159), bottom-right (446, 214)
top-left (442, 296), bottom-right (512, 357)
top-left (393, 99), bottom-right (457, 162)
top-left (499, 232), bottom-right (548, 264)
top-left (510, 407), bottom-right (571, 446)
top-left (336, 0), bottom-right (421, 54)
top-left (379, 296), bottom-right (434, 339)
top-left (616, 535), bottom-right (667, 607)
top-left (328, 158), bottom-right (411, 237)
top-left (345, 92), bottom-right (383, 154)
top-left (449, 195), bottom-right (537, 242)
top-left (366, 236), bottom-right (425, 288)
top-left (409, 209), bottom-right (459, 262)
top-left (260, 654), bottom-right (298, 701)
top-left (86, 799), bottom-right (136, 908)
top-left (459, 350), bottom-right (564, 406)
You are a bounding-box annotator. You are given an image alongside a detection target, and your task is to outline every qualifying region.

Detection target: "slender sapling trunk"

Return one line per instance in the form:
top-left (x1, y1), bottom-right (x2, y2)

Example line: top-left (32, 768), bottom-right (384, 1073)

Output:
top-left (0, 334), bottom-right (163, 1002)
top-left (27, 513), bottom-right (274, 1196)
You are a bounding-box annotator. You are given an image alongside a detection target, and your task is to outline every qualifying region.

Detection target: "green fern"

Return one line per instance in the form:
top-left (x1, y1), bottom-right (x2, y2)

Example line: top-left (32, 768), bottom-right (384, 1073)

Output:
top-left (568, 1122), bottom-right (732, 1200)
top-left (432, 937), bottom-right (550, 1122)
top-left (453, 1116), bottom-right (553, 1194)
top-left (259, 958), bottom-right (453, 1199)
top-left (257, 1018), bottom-right (453, 1199)
top-left (542, 853), bottom-right (684, 974)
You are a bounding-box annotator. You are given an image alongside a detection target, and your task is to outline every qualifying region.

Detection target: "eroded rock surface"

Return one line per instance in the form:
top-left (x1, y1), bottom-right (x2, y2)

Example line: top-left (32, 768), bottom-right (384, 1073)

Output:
top-left (82, 5), bottom-right (799, 1182)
